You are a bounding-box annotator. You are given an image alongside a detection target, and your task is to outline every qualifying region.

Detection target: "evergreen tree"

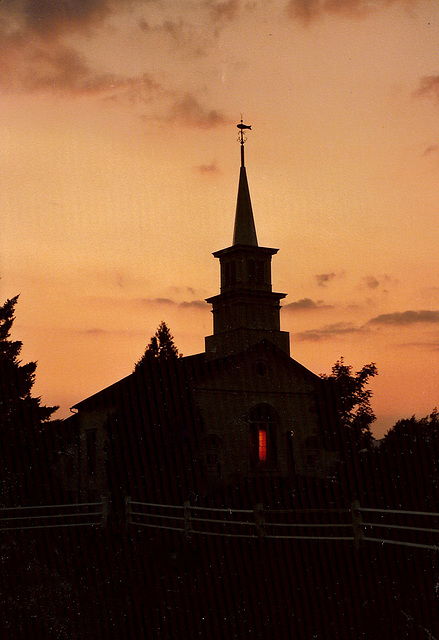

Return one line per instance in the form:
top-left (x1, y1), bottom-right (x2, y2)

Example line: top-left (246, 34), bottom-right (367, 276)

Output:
top-left (0, 295), bottom-right (58, 504)
top-left (134, 321), bottom-right (181, 370)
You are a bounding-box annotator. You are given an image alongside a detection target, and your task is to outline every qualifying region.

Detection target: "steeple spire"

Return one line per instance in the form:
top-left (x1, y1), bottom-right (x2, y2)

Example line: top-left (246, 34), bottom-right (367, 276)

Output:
top-left (205, 120), bottom-right (290, 360)
top-left (233, 120), bottom-right (258, 246)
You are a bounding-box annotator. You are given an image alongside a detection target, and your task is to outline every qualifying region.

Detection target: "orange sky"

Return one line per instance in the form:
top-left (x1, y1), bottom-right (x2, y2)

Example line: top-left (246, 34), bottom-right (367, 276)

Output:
top-left (2, 0), bottom-right (439, 437)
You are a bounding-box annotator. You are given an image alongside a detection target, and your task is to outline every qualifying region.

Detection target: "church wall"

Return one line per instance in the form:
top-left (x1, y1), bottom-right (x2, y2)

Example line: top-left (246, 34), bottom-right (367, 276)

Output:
top-left (192, 347), bottom-right (330, 482)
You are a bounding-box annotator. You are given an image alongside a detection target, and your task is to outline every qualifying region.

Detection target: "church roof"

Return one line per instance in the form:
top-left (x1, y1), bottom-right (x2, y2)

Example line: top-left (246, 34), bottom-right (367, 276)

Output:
top-left (232, 165), bottom-right (258, 246)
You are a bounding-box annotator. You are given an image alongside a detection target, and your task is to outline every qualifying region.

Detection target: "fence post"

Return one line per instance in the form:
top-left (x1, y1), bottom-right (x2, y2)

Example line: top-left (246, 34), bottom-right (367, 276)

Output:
top-left (101, 496), bottom-right (109, 527)
top-left (351, 500), bottom-right (363, 551)
top-left (184, 501), bottom-right (192, 540)
top-left (125, 496), bottom-right (132, 530)
top-left (254, 503), bottom-right (265, 539)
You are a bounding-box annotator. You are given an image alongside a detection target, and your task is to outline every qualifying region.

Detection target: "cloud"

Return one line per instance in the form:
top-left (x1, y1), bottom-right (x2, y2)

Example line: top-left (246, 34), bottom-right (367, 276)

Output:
top-left (165, 93), bottom-right (231, 129)
top-left (0, 28), bottom-right (164, 99)
top-left (0, 1), bottom-right (235, 122)
top-left (136, 16), bottom-right (196, 50)
top-left (194, 161), bottom-right (221, 175)
top-left (368, 310), bottom-right (439, 326)
top-left (0, 0), bottom-right (123, 37)
top-left (414, 75), bottom-right (439, 103)
top-left (150, 297), bottom-right (175, 306)
top-left (135, 296), bottom-right (208, 309)
top-left (79, 328), bottom-right (107, 336)
top-left (211, 0), bottom-right (240, 23)
top-left (295, 321), bottom-right (365, 341)
top-left (358, 274), bottom-right (397, 292)
top-left (179, 300), bottom-right (207, 309)
top-left (423, 144), bottom-right (439, 157)
top-left (315, 272), bottom-right (339, 287)
top-left (68, 326), bottom-right (146, 338)
top-left (1, 30), bottom-right (223, 123)
top-left (9, 43), bottom-right (110, 94)
top-left (286, 0), bottom-right (422, 24)
top-left (169, 286), bottom-right (197, 295)
top-left (283, 297), bottom-right (332, 311)
top-left (0, 2), bottom-right (179, 101)
top-left (399, 341), bottom-right (439, 352)
top-left (362, 275), bottom-right (380, 290)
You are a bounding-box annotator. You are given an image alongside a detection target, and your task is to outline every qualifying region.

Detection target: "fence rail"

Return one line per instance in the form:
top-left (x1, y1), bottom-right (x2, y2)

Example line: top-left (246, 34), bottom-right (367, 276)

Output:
top-left (0, 498), bottom-right (108, 531)
top-left (126, 497), bottom-right (439, 551)
top-left (2, 497), bottom-right (438, 551)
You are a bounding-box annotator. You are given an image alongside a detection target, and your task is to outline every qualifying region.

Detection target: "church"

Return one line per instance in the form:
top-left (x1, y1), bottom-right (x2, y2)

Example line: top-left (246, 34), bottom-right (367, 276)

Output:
top-left (61, 125), bottom-right (338, 506)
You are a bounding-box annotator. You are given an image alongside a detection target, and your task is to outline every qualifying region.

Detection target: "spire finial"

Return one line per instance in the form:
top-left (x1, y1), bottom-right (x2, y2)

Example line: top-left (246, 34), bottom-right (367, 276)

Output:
top-left (237, 118), bottom-right (251, 167)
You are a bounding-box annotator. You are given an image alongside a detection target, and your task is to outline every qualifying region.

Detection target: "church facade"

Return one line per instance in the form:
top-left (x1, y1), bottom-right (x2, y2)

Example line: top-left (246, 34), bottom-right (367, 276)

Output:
top-left (62, 128), bottom-right (338, 505)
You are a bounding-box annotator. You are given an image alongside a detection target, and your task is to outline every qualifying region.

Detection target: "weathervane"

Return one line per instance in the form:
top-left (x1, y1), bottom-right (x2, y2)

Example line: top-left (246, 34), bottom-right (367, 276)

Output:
top-left (237, 117), bottom-right (251, 167)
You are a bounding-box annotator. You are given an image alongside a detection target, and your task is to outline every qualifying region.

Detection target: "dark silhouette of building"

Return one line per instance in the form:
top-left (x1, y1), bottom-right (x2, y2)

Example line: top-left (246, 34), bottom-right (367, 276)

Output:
top-left (61, 129), bottom-right (337, 507)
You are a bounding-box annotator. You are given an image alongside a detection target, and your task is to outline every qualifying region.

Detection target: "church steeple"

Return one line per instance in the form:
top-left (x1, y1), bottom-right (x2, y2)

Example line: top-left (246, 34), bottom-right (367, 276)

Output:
top-left (205, 123), bottom-right (290, 360)
top-left (233, 122), bottom-right (258, 246)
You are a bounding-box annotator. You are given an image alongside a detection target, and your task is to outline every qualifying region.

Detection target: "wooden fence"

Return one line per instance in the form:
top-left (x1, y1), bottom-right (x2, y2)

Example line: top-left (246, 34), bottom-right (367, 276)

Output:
top-left (0, 498), bottom-right (108, 531)
top-left (126, 497), bottom-right (439, 551)
top-left (2, 497), bottom-right (438, 551)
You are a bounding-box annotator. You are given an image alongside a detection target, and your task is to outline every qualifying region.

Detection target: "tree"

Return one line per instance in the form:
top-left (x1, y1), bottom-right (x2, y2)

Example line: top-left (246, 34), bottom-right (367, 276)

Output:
top-left (134, 321), bottom-right (181, 370)
top-left (378, 409), bottom-right (439, 509)
top-left (0, 295), bottom-right (58, 503)
top-left (321, 357), bottom-right (378, 452)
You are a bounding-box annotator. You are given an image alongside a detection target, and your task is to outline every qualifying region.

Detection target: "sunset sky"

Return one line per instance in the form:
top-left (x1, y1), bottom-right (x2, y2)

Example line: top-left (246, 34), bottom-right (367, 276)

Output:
top-left (2, 0), bottom-right (439, 437)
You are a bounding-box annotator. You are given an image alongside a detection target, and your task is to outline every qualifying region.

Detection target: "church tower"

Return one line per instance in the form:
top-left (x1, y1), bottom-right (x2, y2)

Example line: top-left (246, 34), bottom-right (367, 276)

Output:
top-left (205, 123), bottom-right (290, 360)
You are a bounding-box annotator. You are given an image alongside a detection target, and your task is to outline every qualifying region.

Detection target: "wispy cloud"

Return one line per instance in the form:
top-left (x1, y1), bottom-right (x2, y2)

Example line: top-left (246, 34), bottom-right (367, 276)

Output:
top-left (0, 19), bottom-right (166, 100)
top-left (125, 296), bottom-right (208, 309)
top-left (398, 340), bottom-right (439, 352)
top-left (210, 0), bottom-right (240, 26)
top-left (283, 297), bottom-right (332, 311)
top-left (414, 75), bottom-right (439, 103)
top-left (169, 286), bottom-right (199, 296)
top-left (358, 274), bottom-right (397, 292)
top-left (362, 275), bottom-right (379, 290)
top-left (422, 144), bottom-right (439, 157)
top-left (179, 300), bottom-right (207, 309)
top-left (194, 161), bottom-right (221, 175)
top-left (211, 0), bottom-right (240, 21)
top-left (0, 0), bottom-right (233, 124)
top-left (164, 93), bottom-right (231, 129)
top-left (1, 0), bottom-right (115, 37)
top-left (314, 272), bottom-right (342, 287)
top-left (286, 0), bottom-right (422, 24)
top-left (295, 322), bottom-right (365, 341)
top-left (67, 326), bottom-right (146, 338)
top-left (294, 308), bottom-right (439, 342)
top-left (368, 310), bottom-right (439, 326)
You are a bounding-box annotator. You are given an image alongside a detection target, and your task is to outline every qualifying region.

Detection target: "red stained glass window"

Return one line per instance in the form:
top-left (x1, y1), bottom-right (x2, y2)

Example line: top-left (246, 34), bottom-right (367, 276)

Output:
top-left (249, 405), bottom-right (277, 469)
top-left (258, 429), bottom-right (267, 462)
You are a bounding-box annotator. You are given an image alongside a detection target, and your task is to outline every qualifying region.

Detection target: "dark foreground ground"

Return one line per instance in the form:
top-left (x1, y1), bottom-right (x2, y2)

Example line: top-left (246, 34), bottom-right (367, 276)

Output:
top-left (1, 520), bottom-right (438, 640)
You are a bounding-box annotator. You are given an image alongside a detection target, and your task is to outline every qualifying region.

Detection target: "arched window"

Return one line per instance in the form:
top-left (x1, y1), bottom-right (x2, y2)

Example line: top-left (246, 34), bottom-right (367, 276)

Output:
top-left (249, 404), bottom-right (277, 470)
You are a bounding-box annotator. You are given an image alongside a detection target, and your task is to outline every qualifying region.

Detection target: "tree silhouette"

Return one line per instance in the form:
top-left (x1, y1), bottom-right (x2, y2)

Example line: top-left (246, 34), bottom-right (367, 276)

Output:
top-left (0, 295), bottom-right (58, 504)
top-left (134, 320), bottom-right (181, 370)
top-left (378, 409), bottom-right (439, 509)
top-left (321, 357), bottom-right (377, 452)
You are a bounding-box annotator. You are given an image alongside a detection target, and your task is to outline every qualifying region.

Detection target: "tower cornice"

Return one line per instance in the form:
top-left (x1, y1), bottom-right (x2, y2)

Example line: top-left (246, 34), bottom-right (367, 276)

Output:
top-left (212, 245), bottom-right (278, 259)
